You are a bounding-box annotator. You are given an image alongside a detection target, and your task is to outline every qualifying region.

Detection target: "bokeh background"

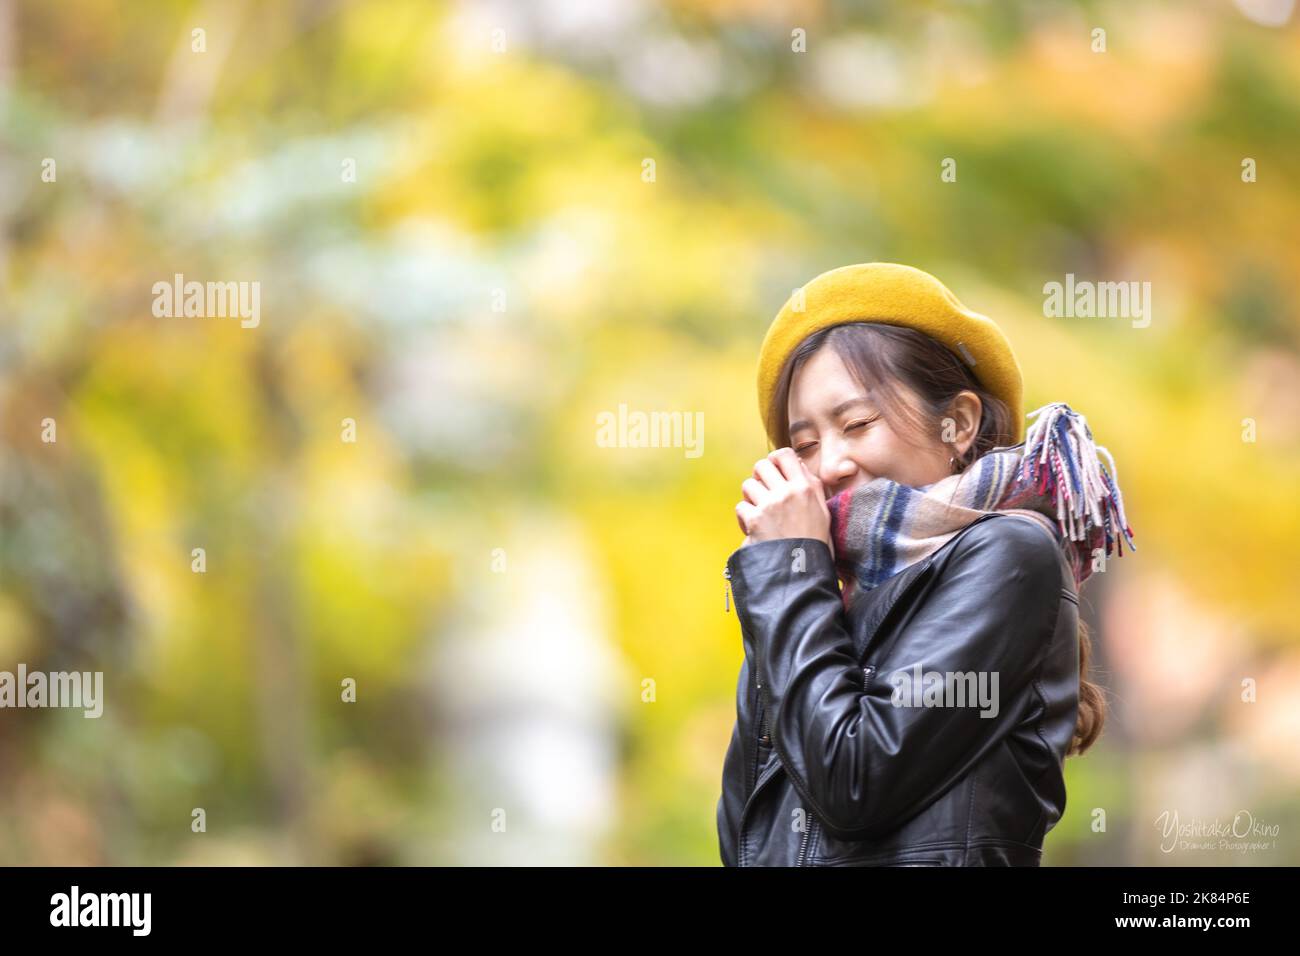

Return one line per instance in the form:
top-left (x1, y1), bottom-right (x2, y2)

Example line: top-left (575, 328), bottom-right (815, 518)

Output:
top-left (2, 0), bottom-right (1299, 865)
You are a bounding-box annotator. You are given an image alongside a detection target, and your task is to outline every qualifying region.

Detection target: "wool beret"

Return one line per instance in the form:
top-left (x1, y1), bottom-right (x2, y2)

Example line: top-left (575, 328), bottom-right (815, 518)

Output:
top-left (756, 262), bottom-right (1025, 448)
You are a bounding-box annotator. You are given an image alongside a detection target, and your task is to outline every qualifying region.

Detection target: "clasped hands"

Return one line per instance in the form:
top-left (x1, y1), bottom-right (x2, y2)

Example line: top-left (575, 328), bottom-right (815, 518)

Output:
top-left (735, 448), bottom-right (833, 552)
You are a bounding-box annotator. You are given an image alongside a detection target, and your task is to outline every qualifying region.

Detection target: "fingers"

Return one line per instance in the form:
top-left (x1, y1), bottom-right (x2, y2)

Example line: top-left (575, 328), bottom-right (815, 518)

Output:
top-left (740, 450), bottom-right (821, 538)
top-left (736, 500), bottom-right (759, 534)
top-left (752, 455), bottom-right (785, 492)
top-left (797, 457), bottom-right (824, 489)
top-left (741, 477), bottom-right (770, 507)
top-left (767, 447), bottom-right (804, 483)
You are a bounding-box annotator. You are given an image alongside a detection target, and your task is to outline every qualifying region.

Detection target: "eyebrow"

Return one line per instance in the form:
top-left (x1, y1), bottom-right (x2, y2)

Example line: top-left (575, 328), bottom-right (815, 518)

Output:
top-left (789, 395), bottom-right (875, 434)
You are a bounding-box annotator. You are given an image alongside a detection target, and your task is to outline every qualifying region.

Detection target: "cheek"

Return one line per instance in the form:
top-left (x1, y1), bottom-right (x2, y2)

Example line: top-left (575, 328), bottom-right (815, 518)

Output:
top-left (855, 426), bottom-right (925, 479)
top-left (855, 429), bottom-right (899, 468)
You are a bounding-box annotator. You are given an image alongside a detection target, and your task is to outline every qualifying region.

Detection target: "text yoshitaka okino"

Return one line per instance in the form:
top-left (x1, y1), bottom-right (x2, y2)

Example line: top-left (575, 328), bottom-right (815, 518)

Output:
top-left (0, 665), bottom-right (103, 718)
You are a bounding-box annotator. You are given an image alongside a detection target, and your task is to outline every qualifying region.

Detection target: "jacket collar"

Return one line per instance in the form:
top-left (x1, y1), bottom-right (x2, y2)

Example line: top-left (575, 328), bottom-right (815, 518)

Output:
top-left (849, 512), bottom-right (1007, 660)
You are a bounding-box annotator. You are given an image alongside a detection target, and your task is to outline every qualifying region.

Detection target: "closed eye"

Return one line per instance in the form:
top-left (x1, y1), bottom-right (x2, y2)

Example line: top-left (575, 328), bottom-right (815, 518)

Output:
top-left (794, 416), bottom-right (877, 454)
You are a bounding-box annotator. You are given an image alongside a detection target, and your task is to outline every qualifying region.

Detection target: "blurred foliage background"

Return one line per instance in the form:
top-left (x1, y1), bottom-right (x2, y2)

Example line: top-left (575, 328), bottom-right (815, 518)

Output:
top-left (2, 0), bottom-right (1299, 865)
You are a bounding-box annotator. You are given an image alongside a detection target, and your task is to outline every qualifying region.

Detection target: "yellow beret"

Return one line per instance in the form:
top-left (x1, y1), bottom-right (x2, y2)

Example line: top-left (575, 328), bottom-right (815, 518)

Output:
top-left (756, 262), bottom-right (1025, 448)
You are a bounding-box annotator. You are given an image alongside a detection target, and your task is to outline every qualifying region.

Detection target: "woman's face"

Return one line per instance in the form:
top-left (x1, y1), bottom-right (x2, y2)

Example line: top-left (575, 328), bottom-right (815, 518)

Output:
top-left (786, 346), bottom-right (975, 499)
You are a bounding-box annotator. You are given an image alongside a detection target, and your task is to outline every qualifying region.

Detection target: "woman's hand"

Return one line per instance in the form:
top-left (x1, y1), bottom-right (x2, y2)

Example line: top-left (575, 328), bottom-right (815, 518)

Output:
top-left (735, 448), bottom-right (833, 551)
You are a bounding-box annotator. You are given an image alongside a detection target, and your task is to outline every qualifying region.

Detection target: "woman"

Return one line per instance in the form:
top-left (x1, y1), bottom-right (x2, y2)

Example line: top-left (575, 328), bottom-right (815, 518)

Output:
top-left (717, 262), bottom-right (1135, 866)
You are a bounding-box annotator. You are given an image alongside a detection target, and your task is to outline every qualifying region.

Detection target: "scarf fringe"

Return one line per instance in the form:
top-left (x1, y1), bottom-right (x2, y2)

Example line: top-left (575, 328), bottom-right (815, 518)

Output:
top-left (1019, 403), bottom-right (1136, 560)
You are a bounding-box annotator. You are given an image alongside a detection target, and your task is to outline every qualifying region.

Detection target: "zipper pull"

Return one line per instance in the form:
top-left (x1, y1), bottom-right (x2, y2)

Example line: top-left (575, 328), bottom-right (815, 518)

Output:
top-left (723, 564), bottom-right (731, 613)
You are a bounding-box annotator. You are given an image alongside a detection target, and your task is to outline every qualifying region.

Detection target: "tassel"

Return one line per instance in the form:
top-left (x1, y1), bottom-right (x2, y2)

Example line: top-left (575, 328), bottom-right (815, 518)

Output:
top-left (1021, 403), bottom-right (1136, 559)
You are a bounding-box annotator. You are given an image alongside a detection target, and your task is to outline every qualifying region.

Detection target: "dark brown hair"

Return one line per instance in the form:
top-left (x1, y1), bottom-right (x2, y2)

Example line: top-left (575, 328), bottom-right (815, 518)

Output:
top-left (768, 321), bottom-right (1105, 756)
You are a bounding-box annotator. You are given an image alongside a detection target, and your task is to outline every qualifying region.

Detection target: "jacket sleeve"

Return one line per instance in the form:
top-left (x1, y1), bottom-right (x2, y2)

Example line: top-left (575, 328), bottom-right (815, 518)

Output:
top-left (724, 518), bottom-right (1064, 841)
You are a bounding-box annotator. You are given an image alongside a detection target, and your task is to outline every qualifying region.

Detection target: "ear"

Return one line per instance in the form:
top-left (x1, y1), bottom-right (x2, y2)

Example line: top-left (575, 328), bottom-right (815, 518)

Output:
top-left (948, 390), bottom-right (983, 457)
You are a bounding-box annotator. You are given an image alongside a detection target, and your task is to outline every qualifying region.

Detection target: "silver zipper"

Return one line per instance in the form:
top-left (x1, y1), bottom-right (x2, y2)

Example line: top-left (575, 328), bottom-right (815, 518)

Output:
top-left (755, 678), bottom-right (774, 759)
top-left (797, 813), bottom-right (816, 865)
top-left (723, 563), bottom-right (731, 612)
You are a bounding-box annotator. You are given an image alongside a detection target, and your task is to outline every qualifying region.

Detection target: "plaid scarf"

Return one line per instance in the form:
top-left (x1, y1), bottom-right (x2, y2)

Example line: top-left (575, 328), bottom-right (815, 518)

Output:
top-left (827, 403), bottom-right (1135, 610)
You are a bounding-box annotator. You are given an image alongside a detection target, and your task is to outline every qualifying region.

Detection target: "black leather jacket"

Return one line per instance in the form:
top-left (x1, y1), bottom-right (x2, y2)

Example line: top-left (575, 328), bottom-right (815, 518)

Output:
top-left (717, 511), bottom-right (1080, 866)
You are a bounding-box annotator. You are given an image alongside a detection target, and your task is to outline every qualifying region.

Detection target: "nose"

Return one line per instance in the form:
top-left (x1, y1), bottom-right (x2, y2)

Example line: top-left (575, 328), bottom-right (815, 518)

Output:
top-left (818, 438), bottom-right (860, 497)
